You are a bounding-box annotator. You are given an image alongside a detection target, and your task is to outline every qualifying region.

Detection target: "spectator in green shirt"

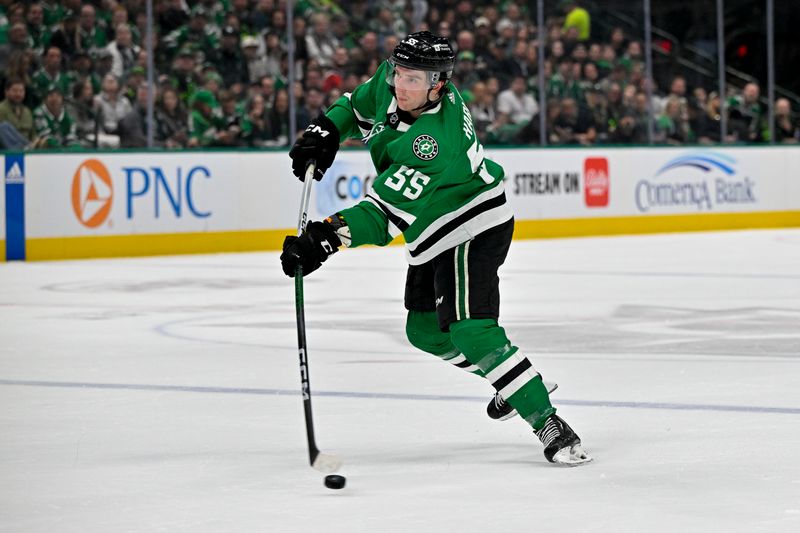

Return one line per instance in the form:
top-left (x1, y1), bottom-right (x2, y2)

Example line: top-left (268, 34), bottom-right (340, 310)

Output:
top-left (164, 10), bottom-right (219, 64)
top-left (26, 2), bottom-right (51, 56)
top-left (41, 0), bottom-right (65, 27)
top-left (32, 85), bottom-right (79, 149)
top-left (77, 4), bottom-right (108, 56)
top-left (187, 89), bottom-right (224, 147)
top-left (168, 48), bottom-right (202, 104)
top-left (31, 46), bottom-right (75, 106)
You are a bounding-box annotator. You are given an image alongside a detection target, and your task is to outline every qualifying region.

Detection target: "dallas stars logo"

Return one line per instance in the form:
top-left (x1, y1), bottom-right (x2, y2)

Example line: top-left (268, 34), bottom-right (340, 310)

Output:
top-left (412, 134), bottom-right (438, 160)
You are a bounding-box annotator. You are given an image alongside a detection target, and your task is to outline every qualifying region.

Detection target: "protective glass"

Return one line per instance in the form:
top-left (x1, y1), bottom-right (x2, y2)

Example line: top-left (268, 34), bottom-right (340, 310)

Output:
top-left (386, 60), bottom-right (440, 90)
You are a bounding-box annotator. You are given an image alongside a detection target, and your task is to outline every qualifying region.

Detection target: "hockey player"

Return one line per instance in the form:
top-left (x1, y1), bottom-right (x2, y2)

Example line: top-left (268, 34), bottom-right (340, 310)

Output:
top-left (280, 31), bottom-right (592, 466)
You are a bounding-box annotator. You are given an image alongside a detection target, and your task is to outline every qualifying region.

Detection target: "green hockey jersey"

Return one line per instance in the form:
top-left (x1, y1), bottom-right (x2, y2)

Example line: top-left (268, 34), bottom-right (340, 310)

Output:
top-left (325, 61), bottom-right (512, 265)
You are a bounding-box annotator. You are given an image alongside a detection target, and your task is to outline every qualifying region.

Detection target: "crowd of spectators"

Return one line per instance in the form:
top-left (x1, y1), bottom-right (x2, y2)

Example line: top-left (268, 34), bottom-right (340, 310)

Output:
top-left (0, 0), bottom-right (796, 150)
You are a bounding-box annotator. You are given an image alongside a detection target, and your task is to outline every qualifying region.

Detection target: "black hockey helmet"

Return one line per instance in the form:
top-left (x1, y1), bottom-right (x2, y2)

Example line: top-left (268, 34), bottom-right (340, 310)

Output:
top-left (389, 31), bottom-right (456, 87)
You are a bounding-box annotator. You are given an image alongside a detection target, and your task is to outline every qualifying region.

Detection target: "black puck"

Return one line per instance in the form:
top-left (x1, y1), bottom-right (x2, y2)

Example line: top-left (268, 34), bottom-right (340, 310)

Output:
top-left (324, 474), bottom-right (346, 490)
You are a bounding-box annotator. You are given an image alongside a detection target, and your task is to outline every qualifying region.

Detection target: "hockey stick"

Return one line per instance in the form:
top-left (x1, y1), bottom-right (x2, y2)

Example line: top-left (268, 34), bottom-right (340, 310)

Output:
top-left (294, 161), bottom-right (343, 473)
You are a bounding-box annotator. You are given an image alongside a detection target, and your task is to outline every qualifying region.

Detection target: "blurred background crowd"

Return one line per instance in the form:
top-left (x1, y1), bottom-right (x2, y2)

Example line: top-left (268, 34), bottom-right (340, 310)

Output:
top-left (0, 0), bottom-right (797, 150)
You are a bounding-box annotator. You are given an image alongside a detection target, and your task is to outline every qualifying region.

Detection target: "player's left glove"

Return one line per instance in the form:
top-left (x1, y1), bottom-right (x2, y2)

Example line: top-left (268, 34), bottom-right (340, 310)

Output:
top-left (280, 220), bottom-right (342, 277)
top-left (289, 115), bottom-right (340, 181)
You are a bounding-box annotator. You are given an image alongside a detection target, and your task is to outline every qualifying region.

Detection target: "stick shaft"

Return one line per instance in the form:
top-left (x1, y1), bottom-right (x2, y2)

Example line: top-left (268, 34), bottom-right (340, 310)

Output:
top-left (295, 162), bottom-right (320, 466)
top-left (295, 268), bottom-right (319, 465)
top-left (297, 167), bottom-right (314, 236)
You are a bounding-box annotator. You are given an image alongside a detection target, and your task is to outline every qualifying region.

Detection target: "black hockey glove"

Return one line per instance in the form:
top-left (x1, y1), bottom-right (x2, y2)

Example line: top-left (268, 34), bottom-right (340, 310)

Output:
top-left (289, 114), bottom-right (340, 181)
top-left (280, 221), bottom-right (342, 277)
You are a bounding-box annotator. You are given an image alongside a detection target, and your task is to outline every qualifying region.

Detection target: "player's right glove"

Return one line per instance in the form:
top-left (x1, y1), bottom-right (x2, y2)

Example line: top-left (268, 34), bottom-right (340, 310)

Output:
top-left (280, 220), bottom-right (342, 277)
top-left (289, 114), bottom-right (340, 181)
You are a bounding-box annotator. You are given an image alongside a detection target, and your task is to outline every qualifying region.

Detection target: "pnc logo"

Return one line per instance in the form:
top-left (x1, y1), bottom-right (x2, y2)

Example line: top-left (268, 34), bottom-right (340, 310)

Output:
top-left (71, 159), bottom-right (113, 228)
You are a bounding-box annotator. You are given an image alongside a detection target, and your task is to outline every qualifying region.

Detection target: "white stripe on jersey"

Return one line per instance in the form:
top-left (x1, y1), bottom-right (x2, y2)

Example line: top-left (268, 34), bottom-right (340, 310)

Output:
top-left (368, 188), bottom-right (417, 227)
top-left (404, 203), bottom-right (513, 266)
top-left (421, 102), bottom-right (442, 115)
top-left (344, 93), bottom-right (375, 137)
top-left (405, 183), bottom-right (507, 252)
top-left (364, 196), bottom-right (403, 238)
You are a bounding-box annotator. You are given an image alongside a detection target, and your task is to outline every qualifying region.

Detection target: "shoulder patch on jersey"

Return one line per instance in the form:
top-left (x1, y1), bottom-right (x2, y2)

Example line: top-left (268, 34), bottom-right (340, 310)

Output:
top-left (413, 134), bottom-right (438, 160)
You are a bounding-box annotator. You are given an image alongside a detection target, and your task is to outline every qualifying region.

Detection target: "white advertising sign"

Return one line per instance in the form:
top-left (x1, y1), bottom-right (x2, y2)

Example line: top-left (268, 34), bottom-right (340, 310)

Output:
top-left (24, 152), bottom-right (304, 238)
top-left (490, 147), bottom-right (799, 219)
top-left (328, 147), bottom-right (800, 221)
top-left (22, 147), bottom-right (800, 242)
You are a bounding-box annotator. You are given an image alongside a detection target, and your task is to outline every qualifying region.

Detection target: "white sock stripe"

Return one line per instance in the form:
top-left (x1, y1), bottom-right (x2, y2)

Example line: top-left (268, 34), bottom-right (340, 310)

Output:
top-left (442, 351), bottom-right (478, 371)
top-left (486, 351), bottom-right (535, 383)
top-left (496, 370), bottom-right (539, 400)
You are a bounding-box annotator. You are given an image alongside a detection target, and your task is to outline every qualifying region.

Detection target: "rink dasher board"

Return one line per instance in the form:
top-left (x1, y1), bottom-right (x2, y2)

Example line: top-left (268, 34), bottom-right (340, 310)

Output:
top-left (0, 154), bottom-right (5, 259)
top-left (3, 146), bottom-right (799, 261)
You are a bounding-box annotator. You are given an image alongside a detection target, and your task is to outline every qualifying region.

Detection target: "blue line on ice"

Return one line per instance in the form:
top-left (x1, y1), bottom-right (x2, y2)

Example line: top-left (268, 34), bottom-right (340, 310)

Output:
top-left (1, 379), bottom-right (798, 415)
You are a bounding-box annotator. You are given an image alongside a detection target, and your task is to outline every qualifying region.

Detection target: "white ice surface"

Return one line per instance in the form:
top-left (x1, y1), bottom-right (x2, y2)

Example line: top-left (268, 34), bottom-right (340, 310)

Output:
top-left (1, 230), bottom-right (799, 533)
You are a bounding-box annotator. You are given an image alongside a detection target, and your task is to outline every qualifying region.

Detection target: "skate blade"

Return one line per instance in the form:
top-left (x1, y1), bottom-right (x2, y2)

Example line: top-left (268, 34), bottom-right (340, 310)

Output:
top-left (544, 380), bottom-right (558, 394)
top-left (551, 444), bottom-right (594, 467)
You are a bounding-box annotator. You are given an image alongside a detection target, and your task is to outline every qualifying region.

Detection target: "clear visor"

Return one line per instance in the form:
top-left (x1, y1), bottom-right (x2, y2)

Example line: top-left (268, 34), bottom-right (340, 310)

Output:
top-left (386, 60), bottom-right (441, 91)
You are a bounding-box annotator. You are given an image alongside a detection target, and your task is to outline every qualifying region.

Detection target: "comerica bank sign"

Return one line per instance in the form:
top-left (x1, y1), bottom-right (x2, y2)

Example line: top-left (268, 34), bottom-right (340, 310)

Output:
top-left (635, 152), bottom-right (757, 213)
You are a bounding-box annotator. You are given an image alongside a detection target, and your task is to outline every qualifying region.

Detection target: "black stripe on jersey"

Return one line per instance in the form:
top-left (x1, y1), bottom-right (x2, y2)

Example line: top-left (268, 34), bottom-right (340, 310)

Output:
top-left (386, 109), bottom-right (417, 130)
top-left (355, 117), bottom-right (373, 132)
top-left (347, 99), bottom-right (373, 133)
top-left (409, 192), bottom-right (507, 258)
top-left (454, 359), bottom-right (473, 369)
top-left (491, 358), bottom-right (532, 391)
top-left (366, 193), bottom-right (410, 231)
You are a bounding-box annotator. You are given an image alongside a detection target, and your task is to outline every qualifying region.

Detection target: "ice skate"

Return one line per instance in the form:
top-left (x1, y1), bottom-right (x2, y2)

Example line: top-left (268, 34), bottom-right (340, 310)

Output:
top-left (535, 414), bottom-right (593, 466)
top-left (486, 380), bottom-right (558, 421)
